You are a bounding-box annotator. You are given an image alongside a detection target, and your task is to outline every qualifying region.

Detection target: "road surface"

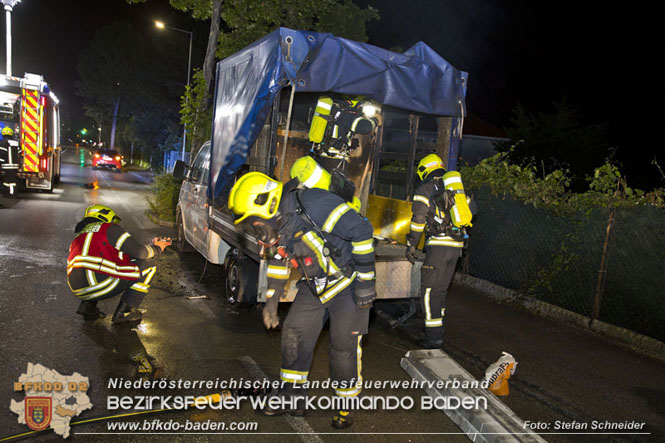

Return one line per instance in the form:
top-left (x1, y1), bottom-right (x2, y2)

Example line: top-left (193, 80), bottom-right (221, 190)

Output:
top-left (0, 149), bottom-right (662, 442)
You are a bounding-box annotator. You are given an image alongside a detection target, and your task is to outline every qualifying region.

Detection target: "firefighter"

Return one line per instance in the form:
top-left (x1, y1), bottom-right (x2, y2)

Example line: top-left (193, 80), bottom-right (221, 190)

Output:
top-left (67, 204), bottom-right (171, 324)
top-left (0, 126), bottom-right (20, 197)
top-left (289, 155), bottom-right (362, 212)
top-left (309, 95), bottom-right (381, 160)
top-left (228, 172), bottom-right (376, 429)
top-left (406, 154), bottom-right (472, 349)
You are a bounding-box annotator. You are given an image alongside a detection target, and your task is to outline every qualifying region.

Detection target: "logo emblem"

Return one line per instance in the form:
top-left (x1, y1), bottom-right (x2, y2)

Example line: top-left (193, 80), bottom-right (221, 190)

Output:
top-left (25, 397), bottom-right (52, 431)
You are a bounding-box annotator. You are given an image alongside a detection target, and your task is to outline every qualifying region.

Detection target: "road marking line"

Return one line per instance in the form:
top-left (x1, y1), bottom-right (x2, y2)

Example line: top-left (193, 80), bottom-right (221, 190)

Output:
top-left (238, 355), bottom-right (322, 443)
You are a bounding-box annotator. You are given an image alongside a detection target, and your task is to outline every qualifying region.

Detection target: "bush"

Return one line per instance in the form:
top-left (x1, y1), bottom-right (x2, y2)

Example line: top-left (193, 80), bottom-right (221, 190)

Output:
top-left (146, 173), bottom-right (181, 222)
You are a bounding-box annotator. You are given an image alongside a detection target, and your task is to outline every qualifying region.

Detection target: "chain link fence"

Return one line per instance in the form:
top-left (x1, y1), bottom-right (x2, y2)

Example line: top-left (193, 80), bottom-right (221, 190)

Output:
top-left (465, 187), bottom-right (665, 342)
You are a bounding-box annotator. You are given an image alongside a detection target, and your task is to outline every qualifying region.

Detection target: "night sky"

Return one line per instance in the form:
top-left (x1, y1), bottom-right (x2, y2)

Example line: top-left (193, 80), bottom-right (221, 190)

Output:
top-left (3, 0), bottom-right (656, 186)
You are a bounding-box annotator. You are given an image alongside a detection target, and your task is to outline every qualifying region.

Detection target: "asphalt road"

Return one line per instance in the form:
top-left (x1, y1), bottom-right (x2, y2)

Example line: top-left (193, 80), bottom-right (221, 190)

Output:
top-left (0, 149), bottom-right (662, 442)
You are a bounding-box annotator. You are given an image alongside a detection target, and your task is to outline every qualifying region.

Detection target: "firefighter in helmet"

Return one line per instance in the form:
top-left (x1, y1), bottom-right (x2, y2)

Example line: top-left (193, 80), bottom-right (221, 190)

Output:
top-left (67, 204), bottom-right (171, 323)
top-left (228, 171), bottom-right (376, 429)
top-left (406, 154), bottom-right (473, 348)
top-left (289, 155), bottom-right (362, 212)
top-left (0, 126), bottom-right (20, 197)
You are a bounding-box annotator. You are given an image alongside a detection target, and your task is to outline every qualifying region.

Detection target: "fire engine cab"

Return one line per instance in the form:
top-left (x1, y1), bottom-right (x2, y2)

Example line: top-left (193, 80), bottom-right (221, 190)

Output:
top-left (0, 73), bottom-right (61, 194)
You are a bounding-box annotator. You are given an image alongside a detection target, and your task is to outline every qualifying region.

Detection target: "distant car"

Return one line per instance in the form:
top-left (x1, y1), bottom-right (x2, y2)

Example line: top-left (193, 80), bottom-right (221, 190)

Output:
top-left (92, 149), bottom-right (123, 172)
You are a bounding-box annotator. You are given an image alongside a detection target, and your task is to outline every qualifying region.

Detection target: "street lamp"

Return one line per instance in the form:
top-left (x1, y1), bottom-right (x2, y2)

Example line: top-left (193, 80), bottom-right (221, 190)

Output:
top-left (155, 20), bottom-right (193, 163)
top-left (2, 0), bottom-right (21, 76)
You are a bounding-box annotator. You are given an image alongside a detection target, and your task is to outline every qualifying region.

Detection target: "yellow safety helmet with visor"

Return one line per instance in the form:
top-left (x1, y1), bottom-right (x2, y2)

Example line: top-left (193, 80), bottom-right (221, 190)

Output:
top-left (416, 153), bottom-right (445, 181)
top-left (228, 172), bottom-right (283, 224)
top-left (84, 204), bottom-right (121, 224)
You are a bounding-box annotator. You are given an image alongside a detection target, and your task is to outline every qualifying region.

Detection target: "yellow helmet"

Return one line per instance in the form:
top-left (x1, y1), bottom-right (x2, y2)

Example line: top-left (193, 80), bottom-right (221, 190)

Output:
top-left (416, 153), bottom-right (445, 181)
top-left (228, 172), bottom-right (283, 224)
top-left (290, 156), bottom-right (331, 190)
top-left (342, 95), bottom-right (364, 108)
top-left (85, 204), bottom-right (121, 223)
top-left (2, 127), bottom-right (14, 137)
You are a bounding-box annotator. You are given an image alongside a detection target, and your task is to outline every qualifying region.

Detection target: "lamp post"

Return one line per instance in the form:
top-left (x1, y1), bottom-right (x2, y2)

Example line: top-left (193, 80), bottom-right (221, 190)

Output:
top-left (155, 20), bottom-right (193, 163)
top-left (2, 0), bottom-right (21, 76)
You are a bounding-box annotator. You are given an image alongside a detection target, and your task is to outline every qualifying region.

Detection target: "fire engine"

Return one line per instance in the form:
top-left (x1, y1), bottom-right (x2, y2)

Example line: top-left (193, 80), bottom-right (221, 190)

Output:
top-left (0, 73), bottom-right (61, 194)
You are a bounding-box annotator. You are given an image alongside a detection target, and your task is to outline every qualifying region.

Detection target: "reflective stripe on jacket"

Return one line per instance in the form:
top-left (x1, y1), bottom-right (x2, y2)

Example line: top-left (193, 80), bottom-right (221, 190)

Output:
top-left (406, 172), bottom-right (464, 249)
top-left (266, 188), bottom-right (375, 304)
top-left (67, 222), bottom-right (141, 280)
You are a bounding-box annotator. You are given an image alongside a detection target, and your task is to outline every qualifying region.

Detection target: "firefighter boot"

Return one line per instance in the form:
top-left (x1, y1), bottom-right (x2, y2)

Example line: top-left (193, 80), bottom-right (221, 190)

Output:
top-left (332, 410), bottom-right (354, 429)
top-left (77, 300), bottom-right (105, 320)
top-left (258, 390), bottom-right (307, 417)
top-left (111, 302), bottom-right (142, 324)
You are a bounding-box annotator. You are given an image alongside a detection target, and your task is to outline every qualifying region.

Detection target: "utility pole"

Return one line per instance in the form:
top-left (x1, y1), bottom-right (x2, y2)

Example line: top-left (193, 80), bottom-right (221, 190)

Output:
top-left (155, 21), bottom-right (193, 162)
top-left (2, 0), bottom-right (21, 76)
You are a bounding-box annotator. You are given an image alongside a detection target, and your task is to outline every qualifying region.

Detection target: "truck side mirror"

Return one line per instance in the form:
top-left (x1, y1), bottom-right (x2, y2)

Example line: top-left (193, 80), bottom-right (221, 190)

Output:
top-left (173, 160), bottom-right (188, 180)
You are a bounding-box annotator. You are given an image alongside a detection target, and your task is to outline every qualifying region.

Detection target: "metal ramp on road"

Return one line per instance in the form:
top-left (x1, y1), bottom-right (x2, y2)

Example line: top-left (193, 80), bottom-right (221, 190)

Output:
top-left (401, 349), bottom-right (548, 443)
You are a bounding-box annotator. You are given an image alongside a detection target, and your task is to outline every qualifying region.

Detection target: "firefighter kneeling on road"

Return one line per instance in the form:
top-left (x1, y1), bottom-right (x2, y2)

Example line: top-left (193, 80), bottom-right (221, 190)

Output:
top-left (406, 154), bottom-right (473, 349)
top-left (67, 205), bottom-right (171, 324)
top-left (228, 172), bottom-right (376, 429)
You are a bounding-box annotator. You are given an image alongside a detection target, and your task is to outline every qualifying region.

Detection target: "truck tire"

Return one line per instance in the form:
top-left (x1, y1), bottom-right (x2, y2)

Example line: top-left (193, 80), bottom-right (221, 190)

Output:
top-left (176, 211), bottom-right (194, 253)
top-left (223, 249), bottom-right (258, 308)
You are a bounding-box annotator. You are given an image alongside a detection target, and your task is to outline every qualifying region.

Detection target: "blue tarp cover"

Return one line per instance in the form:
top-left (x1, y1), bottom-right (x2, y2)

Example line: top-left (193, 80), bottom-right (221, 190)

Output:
top-left (210, 27), bottom-right (468, 199)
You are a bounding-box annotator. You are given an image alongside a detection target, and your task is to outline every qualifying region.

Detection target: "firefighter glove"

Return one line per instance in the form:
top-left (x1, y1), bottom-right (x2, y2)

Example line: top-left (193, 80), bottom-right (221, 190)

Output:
top-left (262, 292), bottom-right (280, 329)
top-left (406, 245), bottom-right (419, 264)
top-left (354, 284), bottom-right (376, 309)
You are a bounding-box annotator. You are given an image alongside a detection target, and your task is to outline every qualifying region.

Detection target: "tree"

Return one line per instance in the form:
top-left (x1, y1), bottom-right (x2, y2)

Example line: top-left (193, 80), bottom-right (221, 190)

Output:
top-left (75, 22), bottom-right (145, 146)
top-left (496, 98), bottom-right (610, 190)
top-left (76, 22), bottom-right (183, 161)
top-left (127, 0), bottom-right (223, 97)
top-left (128, 0), bottom-right (223, 156)
top-left (217, 0), bottom-right (379, 58)
top-left (180, 70), bottom-right (213, 152)
top-left (129, 0), bottom-right (379, 158)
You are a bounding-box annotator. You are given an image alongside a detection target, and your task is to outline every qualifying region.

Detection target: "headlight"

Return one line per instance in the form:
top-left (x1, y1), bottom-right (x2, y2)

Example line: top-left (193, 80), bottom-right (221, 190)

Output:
top-left (115, 156), bottom-right (121, 161)
top-left (94, 153), bottom-right (100, 158)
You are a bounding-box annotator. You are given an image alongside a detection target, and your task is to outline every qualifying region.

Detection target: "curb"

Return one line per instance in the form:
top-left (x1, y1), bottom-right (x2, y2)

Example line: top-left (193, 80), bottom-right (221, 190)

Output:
top-left (453, 273), bottom-right (665, 363)
top-left (146, 212), bottom-right (176, 229)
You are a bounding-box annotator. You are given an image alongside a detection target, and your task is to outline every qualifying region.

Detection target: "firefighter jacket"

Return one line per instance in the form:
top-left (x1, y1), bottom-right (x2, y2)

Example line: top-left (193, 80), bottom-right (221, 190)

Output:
top-left (0, 138), bottom-right (19, 171)
top-left (406, 170), bottom-right (465, 249)
top-left (67, 218), bottom-right (161, 280)
top-left (265, 188), bottom-right (376, 304)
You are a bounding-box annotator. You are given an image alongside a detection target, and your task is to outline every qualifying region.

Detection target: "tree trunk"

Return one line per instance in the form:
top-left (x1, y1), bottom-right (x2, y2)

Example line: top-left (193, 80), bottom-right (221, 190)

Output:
top-left (191, 0), bottom-right (223, 158)
top-left (202, 0), bottom-right (223, 93)
top-left (109, 97), bottom-right (120, 150)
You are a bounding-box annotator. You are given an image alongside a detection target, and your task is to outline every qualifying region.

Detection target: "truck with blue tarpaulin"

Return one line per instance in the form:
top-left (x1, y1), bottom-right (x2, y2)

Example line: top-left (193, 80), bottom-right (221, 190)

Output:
top-left (174, 27), bottom-right (468, 306)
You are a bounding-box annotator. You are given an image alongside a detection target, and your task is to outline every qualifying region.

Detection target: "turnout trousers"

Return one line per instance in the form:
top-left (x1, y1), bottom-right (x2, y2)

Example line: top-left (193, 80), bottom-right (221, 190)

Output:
top-left (420, 245), bottom-right (461, 341)
top-left (280, 281), bottom-right (369, 398)
top-left (67, 260), bottom-right (158, 308)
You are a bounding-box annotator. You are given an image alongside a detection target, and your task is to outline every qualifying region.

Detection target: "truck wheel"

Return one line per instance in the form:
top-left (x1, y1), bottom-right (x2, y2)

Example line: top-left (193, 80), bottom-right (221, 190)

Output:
top-left (176, 211), bottom-right (194, 253)
top-left (224, 249), bottom-right (258, 308)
